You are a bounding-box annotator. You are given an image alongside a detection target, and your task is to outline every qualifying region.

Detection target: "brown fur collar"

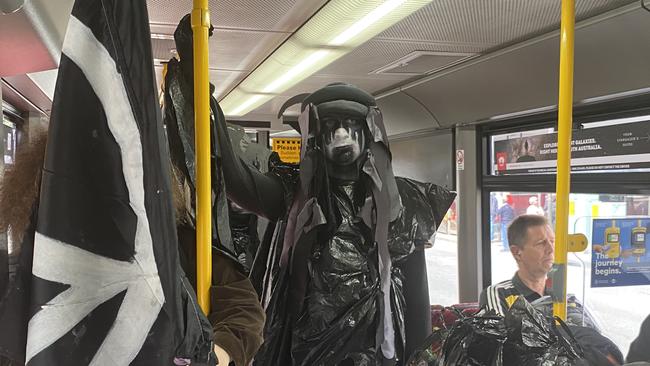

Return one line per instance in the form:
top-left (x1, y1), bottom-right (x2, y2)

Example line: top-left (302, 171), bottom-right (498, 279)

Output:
top-left (0, 128), bottom-right (190, 249)
top-left (170, 164), bottom-right (192, 226)
top-left (0, 130), bottom-right (47, 248)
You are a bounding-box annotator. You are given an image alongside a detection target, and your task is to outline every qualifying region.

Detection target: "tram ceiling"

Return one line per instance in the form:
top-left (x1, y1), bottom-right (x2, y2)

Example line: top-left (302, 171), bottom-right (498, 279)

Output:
top-left (0, 0), bottom-right (73, 76)
top-left (195, 0), bottom-right (640, 135)
top-left (147, 0), bottom-right (641, 135)
top-left (2, 0), bottom-right (646, 135)
top-left (378, 3), bottom-right (650, 130)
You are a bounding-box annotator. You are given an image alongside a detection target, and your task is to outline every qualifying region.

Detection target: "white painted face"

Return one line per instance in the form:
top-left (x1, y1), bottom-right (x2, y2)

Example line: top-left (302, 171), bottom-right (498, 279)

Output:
top-left (321, 113), bottom-right (365, 166)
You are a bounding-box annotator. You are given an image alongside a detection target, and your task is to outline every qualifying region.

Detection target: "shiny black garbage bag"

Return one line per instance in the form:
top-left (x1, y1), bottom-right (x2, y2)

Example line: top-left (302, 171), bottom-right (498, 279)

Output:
top-left (228, 203), bottom-right (260, 274)
top-left (407, 297), bottom-right (587, 366)
top-left (503, 297), bottom-right (584, 365)
top-left (390, 178), bottom-right (457, 359)
top-left (405, 329), bottom-right (448, 366)
top-left (389, 178), bottom-right (457, 260)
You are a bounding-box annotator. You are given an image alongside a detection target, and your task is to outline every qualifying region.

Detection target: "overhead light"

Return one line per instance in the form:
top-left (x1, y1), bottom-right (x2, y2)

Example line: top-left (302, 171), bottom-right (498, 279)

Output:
top-left (329, 0), bottom-right (406, 46)
top-left (229, 95), bottom-right (265, 116)
top-left (581, 115), bottom-right (650, 129)
top-left (579, 87), bottom-right (650, 104)
top-left (489, 105), bottom-right (557, 120)
top-left (220, 0), bottom-right (433, 117)
top-left (262, 50), bottom-right (330, 93)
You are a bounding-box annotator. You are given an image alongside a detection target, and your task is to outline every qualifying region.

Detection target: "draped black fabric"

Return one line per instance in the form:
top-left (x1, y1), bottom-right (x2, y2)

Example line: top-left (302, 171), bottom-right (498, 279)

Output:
top-left (213, 83), bottom-right (455, 366)
top-left (163, 57), bottom-right (236, 257)
top-left (0, 1), bottom-right (214, 365)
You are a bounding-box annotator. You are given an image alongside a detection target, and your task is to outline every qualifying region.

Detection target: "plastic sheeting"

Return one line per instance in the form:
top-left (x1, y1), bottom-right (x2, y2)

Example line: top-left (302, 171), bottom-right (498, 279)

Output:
top-left (390, 178), bottom-right (456, 262)
top-left (255, 177), bottom-right (455, 366)
top-left (228, 203), bottom-right (259, 274)
top-left (407, 297), bottom-right (588, 366)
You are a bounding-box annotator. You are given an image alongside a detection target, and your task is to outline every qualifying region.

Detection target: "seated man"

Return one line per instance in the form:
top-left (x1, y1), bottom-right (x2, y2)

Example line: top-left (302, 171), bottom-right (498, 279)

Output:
top-left (479, 214), bottom-right (599, 330)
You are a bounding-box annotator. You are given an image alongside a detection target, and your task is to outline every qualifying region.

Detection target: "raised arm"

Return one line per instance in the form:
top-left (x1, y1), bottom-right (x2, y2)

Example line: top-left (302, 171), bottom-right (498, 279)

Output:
top-left (211, 97), bottom-right (287, 220)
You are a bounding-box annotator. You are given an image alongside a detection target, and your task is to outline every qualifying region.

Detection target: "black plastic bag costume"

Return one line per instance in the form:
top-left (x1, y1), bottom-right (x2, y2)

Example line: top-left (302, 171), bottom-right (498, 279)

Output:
top-left (226, 124), bottom-right (271, 274)
top-left (406, 296), bottom-right (588, 366)
top-left (162, 16), bottom-right (235, 258)
top-left (162, 15), bottom-right (265, 366)
top-left (229, 201), bottom-right (261, 274)
top-left (214, 82), bottom-right (456, 365)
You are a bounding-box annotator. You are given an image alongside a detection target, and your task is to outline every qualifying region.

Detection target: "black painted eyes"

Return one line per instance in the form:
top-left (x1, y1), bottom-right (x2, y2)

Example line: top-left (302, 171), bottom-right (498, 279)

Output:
top-left (323, 118), bottom-right (338, 129)
top-left (322, 117), bottom-right (363, 130)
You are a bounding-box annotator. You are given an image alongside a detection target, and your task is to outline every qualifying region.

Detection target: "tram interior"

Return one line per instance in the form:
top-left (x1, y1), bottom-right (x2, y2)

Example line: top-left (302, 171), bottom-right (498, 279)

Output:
top-left (1, 0), bottom-right (650, 363)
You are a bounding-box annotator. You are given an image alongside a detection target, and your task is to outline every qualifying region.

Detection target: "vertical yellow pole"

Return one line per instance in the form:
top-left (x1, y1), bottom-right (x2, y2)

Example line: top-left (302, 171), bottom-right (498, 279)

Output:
top-left (552, 0), bottom-right (575, 321)
top-left (192, 0), bottom-right (212, 314)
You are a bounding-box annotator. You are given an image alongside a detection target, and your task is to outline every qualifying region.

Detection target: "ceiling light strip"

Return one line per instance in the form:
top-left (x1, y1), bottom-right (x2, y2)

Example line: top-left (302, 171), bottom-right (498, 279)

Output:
top-left (220, 0), bottom-right (432, 117)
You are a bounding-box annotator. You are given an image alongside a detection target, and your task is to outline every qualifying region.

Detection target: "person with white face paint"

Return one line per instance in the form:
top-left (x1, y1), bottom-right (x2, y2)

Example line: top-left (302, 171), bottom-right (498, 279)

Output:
top-left (214, 82), bottom-right (456, 366)
top-left (322, 115), bottom-right (364, 164)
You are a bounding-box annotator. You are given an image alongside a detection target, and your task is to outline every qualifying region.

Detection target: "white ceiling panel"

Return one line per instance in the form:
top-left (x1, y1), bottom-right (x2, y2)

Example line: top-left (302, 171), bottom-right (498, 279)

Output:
top-left (317, 38), bottom-right (481, 77)
top-left (151, 31), bottom-right (289, 72)
top-left (378, 0), bottom-right (636, 46)
top-left (146, 0), bottom-right (329, 104)
top-left (241, 0), bottom-right (640, 122)
top-left (146, 0), bottom-right (325, 32)
top-left (210, 69), bottom-right (246, 99)
top-left (397, 7), bottom-right (650, 128)
top-left (209, 29), bottom-right (289, 72)
top-left (153, 66), bottom-right (244, 100)
top-left (255, 73), bottom-right (412, 118)
top-left (306, 74), bottom-right (411, 95)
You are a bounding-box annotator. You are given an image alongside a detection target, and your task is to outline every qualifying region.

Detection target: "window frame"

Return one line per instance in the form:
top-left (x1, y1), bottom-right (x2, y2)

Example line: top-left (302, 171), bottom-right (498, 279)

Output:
top-left (478, 94), bottom-right (650, 287)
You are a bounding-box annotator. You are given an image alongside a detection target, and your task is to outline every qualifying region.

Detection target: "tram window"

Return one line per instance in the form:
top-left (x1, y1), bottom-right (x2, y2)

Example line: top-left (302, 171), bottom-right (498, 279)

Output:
top-left (1, 114), bottom-right (18, 171)
top-left (1, 115), bottom-right (19, 258)
top-left (389, 131), bottom-right (456, 305)
top-left (427, 198), bottom-right (458, 307)
top-left (489, 191), bottom-right (650, 355)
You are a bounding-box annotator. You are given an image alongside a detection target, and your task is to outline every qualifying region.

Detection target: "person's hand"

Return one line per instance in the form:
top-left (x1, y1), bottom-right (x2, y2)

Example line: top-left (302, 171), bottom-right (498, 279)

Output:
top-left (214, 345), bottom-right (231, 365)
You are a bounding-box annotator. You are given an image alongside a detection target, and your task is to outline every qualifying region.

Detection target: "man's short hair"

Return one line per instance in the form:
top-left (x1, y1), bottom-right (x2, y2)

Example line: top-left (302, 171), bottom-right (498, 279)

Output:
top-left (507, 214), bottom-right (549, 248)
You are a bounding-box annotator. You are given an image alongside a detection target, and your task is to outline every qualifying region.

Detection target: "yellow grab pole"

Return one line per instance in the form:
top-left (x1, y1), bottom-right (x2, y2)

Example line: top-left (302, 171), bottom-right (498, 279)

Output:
top-left (192, 0), bottom-right (212, 314)
top-left (551, 0), bottom-right (575, 321)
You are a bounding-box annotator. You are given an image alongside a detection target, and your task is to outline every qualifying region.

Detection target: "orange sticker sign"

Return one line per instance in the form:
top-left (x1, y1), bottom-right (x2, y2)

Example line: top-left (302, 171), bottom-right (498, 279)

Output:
top-left (272, 138), bottom-right (301, 163)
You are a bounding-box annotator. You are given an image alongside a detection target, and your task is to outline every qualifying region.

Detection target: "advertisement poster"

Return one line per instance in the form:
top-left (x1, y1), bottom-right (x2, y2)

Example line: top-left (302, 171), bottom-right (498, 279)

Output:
top-left (492, 119), bottom-right (650, 175)
top-left (591, 217), bottom-right (650, 288)
top-left (456, 149), bottom-right (464, 170)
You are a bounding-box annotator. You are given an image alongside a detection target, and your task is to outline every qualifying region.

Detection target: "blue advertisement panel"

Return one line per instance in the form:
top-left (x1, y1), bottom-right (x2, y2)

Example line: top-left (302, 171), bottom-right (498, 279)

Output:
top-left (591, 218), bottom-right (650, 287)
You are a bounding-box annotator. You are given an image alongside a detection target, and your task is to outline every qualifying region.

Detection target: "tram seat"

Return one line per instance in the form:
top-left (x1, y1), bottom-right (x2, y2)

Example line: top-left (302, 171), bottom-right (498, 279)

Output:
top-left (430, 303), bottom-right (480, 331)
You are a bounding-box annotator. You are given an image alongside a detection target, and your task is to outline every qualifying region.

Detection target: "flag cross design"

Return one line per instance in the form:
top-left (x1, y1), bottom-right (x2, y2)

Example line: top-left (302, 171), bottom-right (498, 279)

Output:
top-left (25, 15), bottom-right (164, 365)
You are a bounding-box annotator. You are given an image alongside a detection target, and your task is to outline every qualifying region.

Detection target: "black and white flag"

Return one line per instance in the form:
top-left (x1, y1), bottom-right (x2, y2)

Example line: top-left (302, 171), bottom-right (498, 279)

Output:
top-left (0, 0), bottom-right (213, 365)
